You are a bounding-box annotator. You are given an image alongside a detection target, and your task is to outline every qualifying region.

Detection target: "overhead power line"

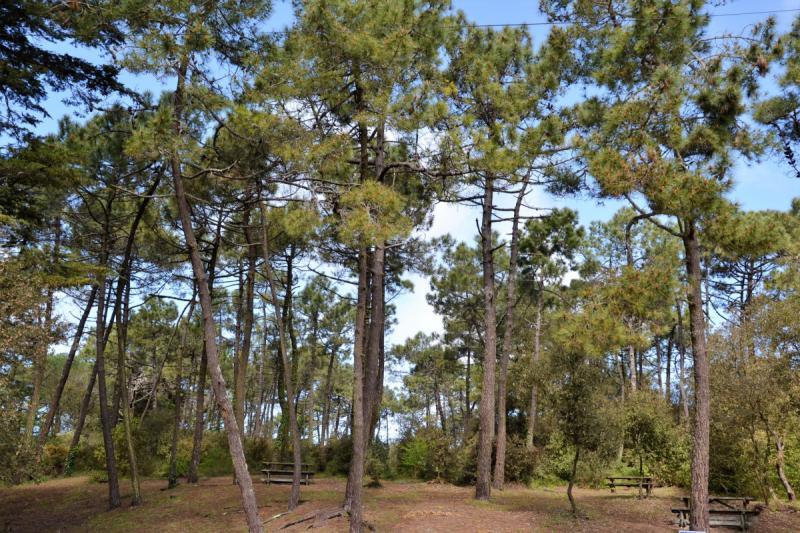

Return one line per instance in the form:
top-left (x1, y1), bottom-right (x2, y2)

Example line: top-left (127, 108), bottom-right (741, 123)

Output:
top-left (472, 7), bottom-right (800, 29)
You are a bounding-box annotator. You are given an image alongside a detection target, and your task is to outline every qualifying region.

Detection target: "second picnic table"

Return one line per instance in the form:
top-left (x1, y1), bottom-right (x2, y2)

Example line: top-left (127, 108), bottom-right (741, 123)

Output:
top-left (261, 462), bottom-right (315, 485)
top-left (606, 476), bottom-right (653, 497)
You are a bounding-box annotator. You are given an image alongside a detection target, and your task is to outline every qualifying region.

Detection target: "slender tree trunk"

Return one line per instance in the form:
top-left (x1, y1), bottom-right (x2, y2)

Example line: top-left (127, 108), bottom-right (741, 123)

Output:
top-left (567, 446), bottom-right (580, 515)
top-left (676, 301), bottom-right (690, 422)
top-left (775, 437), bottom-right (796, 501)
top-left (38, 286), bottom-right (97, 450)
top-left (476, 174), bottom-right (497, 501)
top-left (173, 171), bottom-right (262, 532)
top-left (684, 222), bottom-right (710, 532)
top-left (188, 216), bottom-right (222, 484)
top-left (188, 342), bottom-right (208, 483)
top-left (527, 292), bottom-right (543, 450)
top-left (321, 345), bottom-right (336, 448)
top-left (655, 338), bottom-right (663, 396)
top-left (26, 222), bottom-right (59, 442)
top-left (170, 295), bottom-right (196, 489)
top-left (433, 375), bottom-right (446, 433)
top-left (665, 327), bottom-right (673, 404)
top-left (234, 206), bottom-right (257, 478)
top-left (116, 279), bottom-right (142, 505)
top-left (64, 359), bottom-right (97, 474)
top-left (493, 183), bottom-right (525, 489)
top-left (96, 260), bottom-right (121, 509)
top-left (627, 344), bottom-right (638, 393)
top-left (259, 201), bottom-right (302, 510)
top-left (345, 248), bottom-right (369, 532)
top-left (464, 348), bottom-right (471, 437)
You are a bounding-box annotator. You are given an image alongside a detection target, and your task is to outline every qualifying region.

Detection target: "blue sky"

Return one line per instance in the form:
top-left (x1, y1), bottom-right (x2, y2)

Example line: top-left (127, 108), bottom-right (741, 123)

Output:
top-left (24, 0), bottom-right (800, 347)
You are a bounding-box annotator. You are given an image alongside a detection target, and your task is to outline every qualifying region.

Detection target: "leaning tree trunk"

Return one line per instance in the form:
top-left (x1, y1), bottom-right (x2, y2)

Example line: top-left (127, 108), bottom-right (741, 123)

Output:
top-left (493, 181), bottom-right (526, 489)
top-left (173, 169), bottom-right (263, 532)
top-left (38, 286), bottom-right (97, 450)
top-left (775, 437), bottom-right (796, 501)
top-left (25, 221), bottom-right (59, 443)
top-left (170, 52), bottom-right (261, 528)
top-left (684, 221), bottom-right (710, 532)
top-left (64, 359), bottom-right (97, 474)
top-left (476, 174), bottom-right (498, 501)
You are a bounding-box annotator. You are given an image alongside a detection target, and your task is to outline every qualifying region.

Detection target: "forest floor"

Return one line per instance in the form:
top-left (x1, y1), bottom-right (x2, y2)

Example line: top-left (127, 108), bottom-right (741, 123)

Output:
top-left (2, 475), bottom-right (800, 532)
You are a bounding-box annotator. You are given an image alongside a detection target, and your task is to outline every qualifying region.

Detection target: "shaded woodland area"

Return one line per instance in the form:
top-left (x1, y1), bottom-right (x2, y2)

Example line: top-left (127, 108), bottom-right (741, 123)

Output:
top-left (3, 1), bottom-right (800, 532)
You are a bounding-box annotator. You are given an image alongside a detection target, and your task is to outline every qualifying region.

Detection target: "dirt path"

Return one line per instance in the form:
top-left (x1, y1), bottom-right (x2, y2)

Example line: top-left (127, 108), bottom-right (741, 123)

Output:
top-left (1, 476), bottom-right (798, 532)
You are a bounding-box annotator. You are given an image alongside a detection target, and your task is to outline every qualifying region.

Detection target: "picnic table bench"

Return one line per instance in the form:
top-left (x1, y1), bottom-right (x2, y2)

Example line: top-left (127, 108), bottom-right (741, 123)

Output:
top-left (261, 462), bottom-right (315, 485)
top-left (606, 476), bottom-right (653, 497)
top-left (671, 496), bottom-right (761, 530)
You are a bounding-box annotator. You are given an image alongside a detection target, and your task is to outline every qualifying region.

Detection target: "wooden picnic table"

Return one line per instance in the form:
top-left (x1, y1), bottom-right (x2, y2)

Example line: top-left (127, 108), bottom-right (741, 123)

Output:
top-left (606, 476), bottom-right (653, 497)
top-left (260, 462), bottom-right (315, 485)
top-left (672, 496), bottom-right (761, 530)
top-left (681, 495), bottom-right (754, 510)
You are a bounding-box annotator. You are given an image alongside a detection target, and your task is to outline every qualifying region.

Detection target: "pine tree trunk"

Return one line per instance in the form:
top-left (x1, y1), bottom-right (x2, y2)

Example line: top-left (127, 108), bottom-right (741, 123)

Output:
top-left (526, 292), bottom-right (543, 451)
top-left (235, 205), bottom-right (257, 473)
top-left (187, 217), bottom-right (221, 484)
top-left (38, 286), bottom-right (97, 450)
top-left (345, 248), bottom-right (369, 533)
top-left (26, 222), bottom-right (59, 442)
top-left (684, 222), bottom-right (710, 532)
top-left (476, 174), bottom-right (497, 500)
top-left (170, 296), bottom-right (195, 489)
top-left (64, 359), bottom-right (97, 475)
top-left (96, 264), bottom-right (121, 509)
top-left (464, 348), bottom-right (471, 438)
top-left (665, 327), bottom-right (673, 403)
top-left (676, 301), bottom-right (690, 421)
top-left (169, 50), bottom-right (260, 528)
top-left (116, 279), bottom-right (142, 505)
top-left (173, 169), bottom-right (262, 532)
top-left (259, 201), bottom-right (302, 510)
top-left (493, 182), bottom-right (525, 489)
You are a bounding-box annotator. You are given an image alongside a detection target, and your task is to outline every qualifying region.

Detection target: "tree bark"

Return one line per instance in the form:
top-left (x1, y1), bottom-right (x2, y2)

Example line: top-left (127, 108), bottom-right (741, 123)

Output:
top-left (684, 222), bottom-right (710, 532)
top-left (493, 181), bottom-right (525, 489)
top-left (476, 174), bottom-right (497, 501)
